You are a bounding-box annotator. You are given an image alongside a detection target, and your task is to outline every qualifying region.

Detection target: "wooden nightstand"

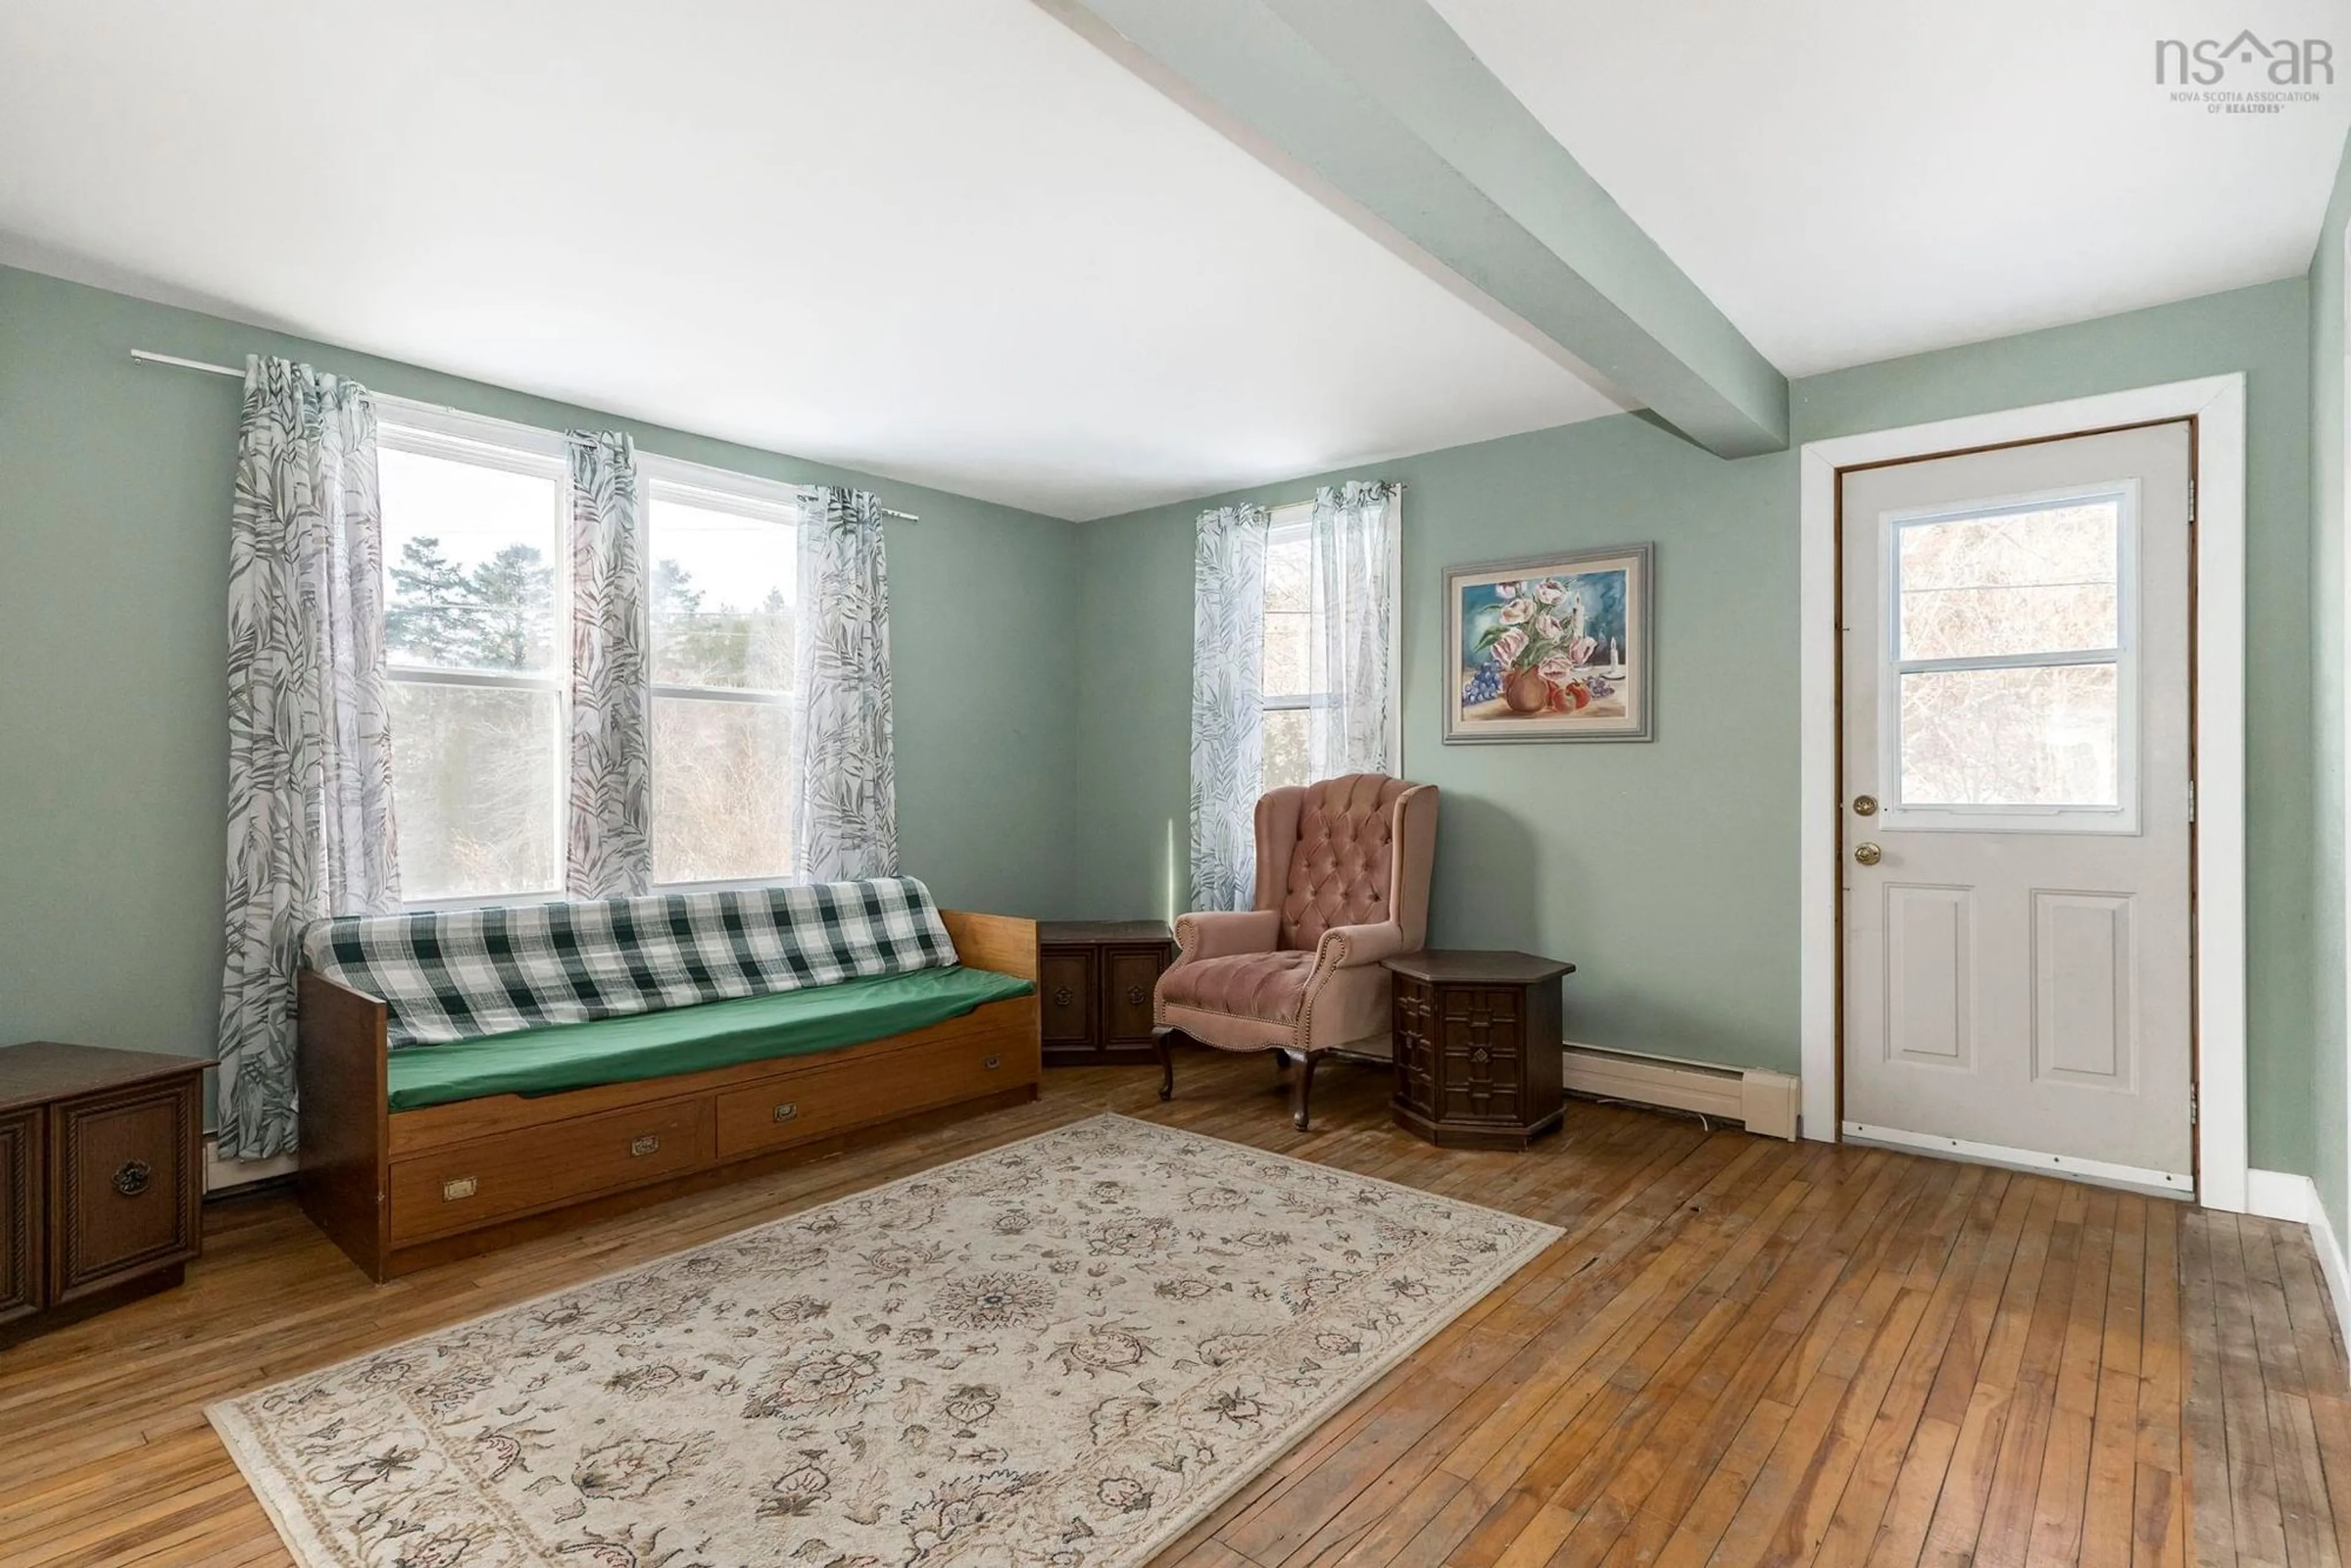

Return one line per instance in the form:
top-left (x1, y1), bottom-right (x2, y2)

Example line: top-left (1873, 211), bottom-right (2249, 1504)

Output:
top-left (0, 1041), bottom-right (206, 1341)
top-left (1038, 922), bottom-right (1175, 1066)
top-left (1384, 951), bottom-right (1576, 1149)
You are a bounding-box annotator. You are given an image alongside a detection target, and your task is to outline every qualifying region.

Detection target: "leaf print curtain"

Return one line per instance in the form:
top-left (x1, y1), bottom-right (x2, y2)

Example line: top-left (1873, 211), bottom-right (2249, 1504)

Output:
top-left (564, 432), bottom-right (652, 898)
top-left (217, 356), bottom-right (402, 1161)
top-left (1307, 481), bottom-right (1402, 781)
top-left (793, 488), bottom-right (899, 882)
top-left (1188, 503), bottom-right (1270, 912)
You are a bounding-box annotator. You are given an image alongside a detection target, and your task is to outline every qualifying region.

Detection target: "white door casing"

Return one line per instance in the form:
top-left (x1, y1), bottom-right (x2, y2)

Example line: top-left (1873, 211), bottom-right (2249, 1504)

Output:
top-left (1839, 425), bottom-right (2194, 1195)
top-left (1796, 373), bottom-right (2247, 1213)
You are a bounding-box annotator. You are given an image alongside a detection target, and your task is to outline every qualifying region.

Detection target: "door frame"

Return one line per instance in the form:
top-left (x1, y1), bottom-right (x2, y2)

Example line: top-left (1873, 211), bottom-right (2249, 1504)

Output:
top-left (1796, 372), bottom-right (2248, 1212)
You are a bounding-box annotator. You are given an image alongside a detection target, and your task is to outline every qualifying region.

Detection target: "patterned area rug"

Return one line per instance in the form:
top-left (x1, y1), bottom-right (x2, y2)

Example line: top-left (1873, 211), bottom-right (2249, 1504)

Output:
top-left (211, 1114), bottom-right (1561, 1568)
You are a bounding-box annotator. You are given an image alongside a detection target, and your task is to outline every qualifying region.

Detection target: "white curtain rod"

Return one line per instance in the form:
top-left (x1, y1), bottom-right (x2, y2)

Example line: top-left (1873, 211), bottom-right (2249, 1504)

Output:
top-left (128, 348), bottom-right (921, 523)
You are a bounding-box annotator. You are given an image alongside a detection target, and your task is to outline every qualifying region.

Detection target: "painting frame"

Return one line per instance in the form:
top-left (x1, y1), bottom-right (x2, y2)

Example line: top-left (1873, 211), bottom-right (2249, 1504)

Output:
top-left (1442, 542), bottom-right (1654, 744)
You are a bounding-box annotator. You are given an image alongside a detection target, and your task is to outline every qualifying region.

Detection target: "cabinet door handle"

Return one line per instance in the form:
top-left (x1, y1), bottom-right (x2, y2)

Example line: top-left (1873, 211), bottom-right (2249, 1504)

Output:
top-left (1052, 986), bottom-right (1074, 1008)
top-left (772, 1101), bottom-right (800, 1123)
top-left (113, 1159), bottom-right (152, 1198)
top-left (1126, 985), bottom-right (1146, 1007)
top-left (983, 1054), bottom-right (1002, 1071)
top-left (629, 1134), bottom-right (661, 1157)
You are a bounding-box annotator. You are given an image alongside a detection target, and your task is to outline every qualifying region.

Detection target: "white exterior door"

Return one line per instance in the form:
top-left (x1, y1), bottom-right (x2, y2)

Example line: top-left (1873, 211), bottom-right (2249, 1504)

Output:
top-left (1839, 422), bottom-right (2195, 1196)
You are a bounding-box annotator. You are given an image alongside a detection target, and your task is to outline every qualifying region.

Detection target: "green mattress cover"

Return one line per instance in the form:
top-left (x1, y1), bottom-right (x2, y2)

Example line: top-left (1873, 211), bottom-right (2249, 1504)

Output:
top-left (386, 966), bottom-right (1034, 1112)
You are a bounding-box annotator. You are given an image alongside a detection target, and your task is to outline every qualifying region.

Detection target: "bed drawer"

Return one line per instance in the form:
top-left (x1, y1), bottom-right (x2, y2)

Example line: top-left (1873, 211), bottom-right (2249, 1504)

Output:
top-left (390, 1097), bottom-right (714, 1246)
top-left (716, 1037), bottom-right (1027, 1161)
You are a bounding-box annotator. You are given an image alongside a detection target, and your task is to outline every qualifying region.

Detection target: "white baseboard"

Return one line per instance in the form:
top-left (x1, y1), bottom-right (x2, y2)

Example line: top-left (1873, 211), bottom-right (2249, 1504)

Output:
top-left (1561, 1045), bottom-right (1800, 1140)
top-left (204, 1136), bottom-right (297, 1195)
top-left (2247, 1167), bottom-right (2317, 1221)
top-left (2312, 1188), bottom-right (2351, 1370)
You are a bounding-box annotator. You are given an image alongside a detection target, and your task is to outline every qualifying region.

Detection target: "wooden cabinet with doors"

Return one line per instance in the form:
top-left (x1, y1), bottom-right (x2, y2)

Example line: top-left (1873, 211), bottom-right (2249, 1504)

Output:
top-left (1038, 921), bottom-right (1175, 1065)
top-left (0, 1041), bottom-right (206, 1342)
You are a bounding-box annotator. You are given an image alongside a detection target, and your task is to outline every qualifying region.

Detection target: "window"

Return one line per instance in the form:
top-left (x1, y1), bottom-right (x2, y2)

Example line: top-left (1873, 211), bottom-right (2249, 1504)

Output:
top-left (1884, 486), bottom-right (2135, 828)
top-left (644, 465), bottom-right (797, 886)
top-left (1261, 506), bottom-right (1312, 792)
top-left (377, 409), bottom-right (805, 905)
top-left (380, 423), bottom-right (567, 903)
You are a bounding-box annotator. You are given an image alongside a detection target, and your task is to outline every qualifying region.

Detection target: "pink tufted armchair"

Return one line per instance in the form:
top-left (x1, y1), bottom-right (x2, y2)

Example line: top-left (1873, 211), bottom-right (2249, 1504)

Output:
top-left (1154, 774), bottom-right (1439, 1129)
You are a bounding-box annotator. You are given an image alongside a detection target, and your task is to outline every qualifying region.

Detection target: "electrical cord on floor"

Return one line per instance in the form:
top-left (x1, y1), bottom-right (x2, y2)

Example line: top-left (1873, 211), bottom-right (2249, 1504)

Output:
top-left (1574, 1093), bottom-right (1716, 1133)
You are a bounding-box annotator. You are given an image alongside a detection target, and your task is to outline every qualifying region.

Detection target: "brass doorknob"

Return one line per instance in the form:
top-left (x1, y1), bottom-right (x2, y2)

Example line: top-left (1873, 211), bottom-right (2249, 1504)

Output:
top-left (1853, 842), bottom-right (1883, 866)
top-left (1852, 794), bottom-right (1879, 817)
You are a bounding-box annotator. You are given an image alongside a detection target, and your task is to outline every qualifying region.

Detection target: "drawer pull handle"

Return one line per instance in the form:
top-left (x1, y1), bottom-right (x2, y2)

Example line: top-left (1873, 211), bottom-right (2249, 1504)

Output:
top-left (443, 1176), bottom-right (478, 1202)
top-left (1126, 985), bottom-right (1147, 1007)
top-left (1052, 986), bottom-right (1074, 1008)
top-left (630, 1134), bottom-right (661, 1158)
top-left (772, 1102), bottom-right (800, 1123)
top-left (112, 1160), bottom-right (152, 1198)
top-left (983, 1054), bottom-right (1002, 1071)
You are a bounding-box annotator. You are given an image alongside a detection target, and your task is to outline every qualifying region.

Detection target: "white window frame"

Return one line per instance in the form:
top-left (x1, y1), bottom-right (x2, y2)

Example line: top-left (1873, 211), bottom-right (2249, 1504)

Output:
top-left (637, 452), bottom-right (807, 894)
top-left (377, 403), bottom-right (570, 911)
top-left (1877, 478), bottom-right (2142, 835)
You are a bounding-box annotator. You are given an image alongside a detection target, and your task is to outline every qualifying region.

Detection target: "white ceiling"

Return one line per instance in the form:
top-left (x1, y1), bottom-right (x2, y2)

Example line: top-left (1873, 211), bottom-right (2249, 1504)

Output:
top-left (0, 0), bottom-right (1618, 520)
top-left (1430, 0), bottom-right (2351, 377)
top-left (1, 2), bottom-right (2346, 518)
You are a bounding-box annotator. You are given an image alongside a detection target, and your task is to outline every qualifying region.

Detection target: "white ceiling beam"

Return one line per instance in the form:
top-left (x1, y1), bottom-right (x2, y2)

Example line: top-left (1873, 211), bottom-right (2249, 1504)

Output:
top-left (1036, 0), bottom-right (1790, 458)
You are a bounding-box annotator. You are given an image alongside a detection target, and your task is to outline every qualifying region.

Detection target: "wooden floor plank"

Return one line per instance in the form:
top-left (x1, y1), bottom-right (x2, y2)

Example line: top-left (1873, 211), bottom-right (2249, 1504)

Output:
top-left (2179, 1209), bottom-right (2241, 1568)
top-left (0, 1057), bottom-right (2330, 1568)
top-left (2080, 1196), bottom-right (2150, 1568)
top-left (2203, 1215), bottom-right (2290, 1567)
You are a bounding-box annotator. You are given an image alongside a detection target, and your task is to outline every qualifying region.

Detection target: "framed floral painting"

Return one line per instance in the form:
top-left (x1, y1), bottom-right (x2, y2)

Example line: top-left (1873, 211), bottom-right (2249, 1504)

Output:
top-left (1443, 544), bottom-right (1653, 743)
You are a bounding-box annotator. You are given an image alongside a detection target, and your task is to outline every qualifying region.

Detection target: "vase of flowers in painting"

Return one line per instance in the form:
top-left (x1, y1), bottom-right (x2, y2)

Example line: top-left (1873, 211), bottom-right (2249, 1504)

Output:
top-left (1475, 579), bottom-right (1614, 714)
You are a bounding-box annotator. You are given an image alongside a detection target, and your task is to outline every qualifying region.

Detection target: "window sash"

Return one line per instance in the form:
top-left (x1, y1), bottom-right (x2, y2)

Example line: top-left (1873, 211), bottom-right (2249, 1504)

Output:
top-left (390, 664), bottom-right (563, 693)
top-left (652, 683), bottom-right (792, 706)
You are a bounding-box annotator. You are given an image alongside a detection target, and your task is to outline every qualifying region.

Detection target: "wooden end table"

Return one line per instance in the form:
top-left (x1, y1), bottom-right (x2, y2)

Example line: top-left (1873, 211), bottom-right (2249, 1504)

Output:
top-left (1383, 950), bottom-right (1576, 1149)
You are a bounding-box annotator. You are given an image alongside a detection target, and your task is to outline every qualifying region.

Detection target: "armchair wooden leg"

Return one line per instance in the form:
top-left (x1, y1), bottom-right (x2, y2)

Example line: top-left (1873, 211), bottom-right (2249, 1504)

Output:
top-left (1154, 1029), bottom-right (1176, 1102)
top-left (1291, 1051), bottom-right (1318, 1131)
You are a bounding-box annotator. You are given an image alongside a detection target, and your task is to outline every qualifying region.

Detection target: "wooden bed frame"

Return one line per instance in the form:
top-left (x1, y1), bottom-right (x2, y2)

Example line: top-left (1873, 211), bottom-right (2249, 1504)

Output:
top-left (297, 910), bottom-right (1041, 1281)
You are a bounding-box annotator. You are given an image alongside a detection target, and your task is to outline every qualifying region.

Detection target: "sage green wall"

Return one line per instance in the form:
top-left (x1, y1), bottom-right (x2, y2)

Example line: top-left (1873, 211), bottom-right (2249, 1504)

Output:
top-left (0, 260), bottom-right (2324, 1177)
top-left (2310, 128), bottom-right (2351, 1237)
top-left (1070, 279), bottom-right (2315, 1171)
top-left (0, 265), bottom-right (1080, 1077)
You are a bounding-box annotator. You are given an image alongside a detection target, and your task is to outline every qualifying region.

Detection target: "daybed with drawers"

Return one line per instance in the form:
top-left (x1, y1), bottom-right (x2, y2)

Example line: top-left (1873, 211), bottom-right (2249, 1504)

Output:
top-left (296, 876), bottom-right (1039, 1280)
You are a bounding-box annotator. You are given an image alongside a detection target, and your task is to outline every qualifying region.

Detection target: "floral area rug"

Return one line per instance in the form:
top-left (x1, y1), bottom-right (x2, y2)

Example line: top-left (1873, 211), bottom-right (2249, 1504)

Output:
top-left (210, 1113), bottom-right (1561, 1568)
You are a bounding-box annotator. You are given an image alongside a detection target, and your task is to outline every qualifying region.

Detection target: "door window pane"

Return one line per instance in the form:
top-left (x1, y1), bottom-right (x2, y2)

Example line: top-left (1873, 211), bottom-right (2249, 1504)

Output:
top-left (1899, 662), bottom-right (2120, 808)
top-left (381, 449), bottom-right (560, 673)
top-left (652, 697), bottom-right (793, 885)
top-left (1897, 500), bottom-right (2119, 661)
top-left (650, 498), bottom-right (795, 693)
top-left (388, 682), bottom-right (560, 900)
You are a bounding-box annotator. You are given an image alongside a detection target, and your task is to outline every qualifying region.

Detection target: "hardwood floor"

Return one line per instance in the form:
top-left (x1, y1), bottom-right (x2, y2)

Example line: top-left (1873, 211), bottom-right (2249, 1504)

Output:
top-left (0, 1053), bottom-right (2342, 1567)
